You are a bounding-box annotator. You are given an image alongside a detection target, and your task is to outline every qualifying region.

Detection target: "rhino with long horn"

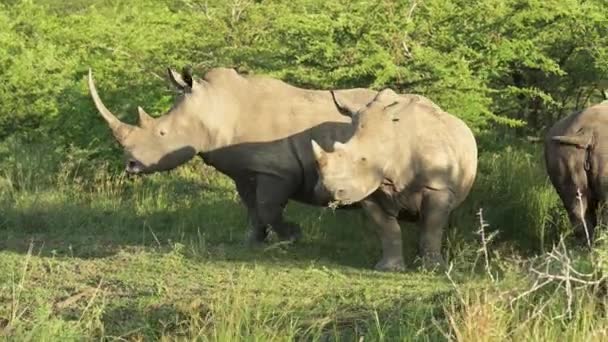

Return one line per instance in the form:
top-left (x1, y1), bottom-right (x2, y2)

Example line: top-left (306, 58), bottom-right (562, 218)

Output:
top-left (88, 66), bottom-right (379, 250)
top-left (88, 70), bottom-right (135, 143)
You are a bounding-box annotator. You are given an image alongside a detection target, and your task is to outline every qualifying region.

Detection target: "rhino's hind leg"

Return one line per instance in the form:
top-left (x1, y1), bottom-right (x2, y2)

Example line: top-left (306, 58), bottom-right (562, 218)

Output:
top-left (361, 199), bottom-right (405, 272)
top-left (419, 189), bottom-right (453, 270)
top-left (563, 188), bottom-right (597, 246)
top-left (256, 175), bottom-right (302, 243)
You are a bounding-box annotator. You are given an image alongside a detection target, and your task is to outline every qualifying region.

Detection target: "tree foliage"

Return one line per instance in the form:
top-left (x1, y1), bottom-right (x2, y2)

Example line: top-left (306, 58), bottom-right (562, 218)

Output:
top-left (0, 0), bottom-right (607, 153)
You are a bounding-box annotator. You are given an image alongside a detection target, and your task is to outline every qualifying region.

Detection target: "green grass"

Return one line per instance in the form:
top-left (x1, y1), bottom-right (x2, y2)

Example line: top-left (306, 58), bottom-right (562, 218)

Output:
top-left (0, 139), bottom-right (607, 340)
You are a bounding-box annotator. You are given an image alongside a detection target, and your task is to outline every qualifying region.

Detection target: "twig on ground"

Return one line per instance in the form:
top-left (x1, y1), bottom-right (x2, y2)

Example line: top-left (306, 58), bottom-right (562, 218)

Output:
top-left (576, 189), bottom-right (592, 248)
top-left (509, 236), bottom-right (606, 320)
top-left (476, 208), bottom-right (497, 282)
top-left (445, 263), bottom-right (466, 306)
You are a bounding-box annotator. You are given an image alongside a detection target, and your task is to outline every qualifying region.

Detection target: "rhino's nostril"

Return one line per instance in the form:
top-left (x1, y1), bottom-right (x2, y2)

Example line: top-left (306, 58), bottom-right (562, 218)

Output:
top-left (128, 160), bottom-right (138, 169)
top-left (336, 189), bottom-right (346, 197)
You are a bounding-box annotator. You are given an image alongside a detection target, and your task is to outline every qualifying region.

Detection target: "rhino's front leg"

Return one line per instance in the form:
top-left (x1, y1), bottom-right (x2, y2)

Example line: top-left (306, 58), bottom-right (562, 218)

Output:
top-left (418, 189), bottom-right (453, 270)
top-left (361, 199), bottom-right (405, 272)
top-left (235, 178), bottom-right (268, 245)
top-left (255, 175), bottom-right (302, 242)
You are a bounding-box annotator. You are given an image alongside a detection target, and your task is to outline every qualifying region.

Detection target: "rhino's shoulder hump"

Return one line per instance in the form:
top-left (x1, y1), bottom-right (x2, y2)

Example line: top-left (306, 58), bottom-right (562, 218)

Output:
top-left (203, 67), bottom-right (244, 83)
top-left (394, 94), bottom-right (444, 119)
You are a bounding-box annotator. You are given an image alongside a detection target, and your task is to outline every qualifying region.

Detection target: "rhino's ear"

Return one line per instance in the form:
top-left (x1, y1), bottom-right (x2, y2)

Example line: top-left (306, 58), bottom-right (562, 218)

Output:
top-left (137, 106), bottom-right (154, 128)
top-left (311, 140), bottom-right (327, 166)
top-left (552, 132), bottom-right (593, 149)
top-left (181, 65), bottom-right (194, 87)
top-left (167, 66), bottom-right (194, 91)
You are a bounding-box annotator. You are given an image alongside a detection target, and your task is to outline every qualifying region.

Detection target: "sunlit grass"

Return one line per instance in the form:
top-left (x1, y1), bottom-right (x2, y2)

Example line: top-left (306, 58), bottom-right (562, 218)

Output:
top-left (0, 139), bottom-right (606, 340)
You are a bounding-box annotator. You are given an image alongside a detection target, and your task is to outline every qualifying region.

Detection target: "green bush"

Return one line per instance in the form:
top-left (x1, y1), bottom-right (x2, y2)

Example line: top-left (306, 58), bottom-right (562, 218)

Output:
top-left (1, 0), bottom-right (607, 153)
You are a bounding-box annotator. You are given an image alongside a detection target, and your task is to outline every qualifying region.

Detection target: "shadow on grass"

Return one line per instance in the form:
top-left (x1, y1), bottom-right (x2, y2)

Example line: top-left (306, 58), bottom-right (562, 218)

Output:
top-left (92, 278), bottom-right (450, 340)
top-left (0, 173), bottom-right (426, 271)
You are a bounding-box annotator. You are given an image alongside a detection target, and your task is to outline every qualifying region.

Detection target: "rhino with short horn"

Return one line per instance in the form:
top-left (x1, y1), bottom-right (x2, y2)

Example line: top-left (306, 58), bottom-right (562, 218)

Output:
top-left (88, 66), bottom-right (378, 247)
top-left (311, 89), bottom-right (478, 269)
top-left (544, 100), bottom-right (608, 245)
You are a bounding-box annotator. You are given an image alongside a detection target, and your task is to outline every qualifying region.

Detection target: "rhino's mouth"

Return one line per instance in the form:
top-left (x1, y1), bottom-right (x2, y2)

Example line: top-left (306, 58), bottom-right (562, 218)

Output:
top-left (327, 199), bottom-right (355, 209)
top-left (125, 159), bottom-right (145, 174)
top-left (338, 199), bottom-right (355, 206)
top-left (332, 186), bottom-right (378, 206)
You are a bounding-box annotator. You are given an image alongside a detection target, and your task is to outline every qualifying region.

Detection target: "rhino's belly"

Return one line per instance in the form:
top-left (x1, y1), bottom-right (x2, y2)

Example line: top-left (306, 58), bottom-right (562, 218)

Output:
top-left (371, 187), bottom-right (423, 221)
top-left (203, 140), bottom-right (328, 205)
top-left (395, 189), bottom-right (424, 221)
top-left (397, 208), bottom-right (420, 222)
top-left (291, 187), bottom-right (324, 205)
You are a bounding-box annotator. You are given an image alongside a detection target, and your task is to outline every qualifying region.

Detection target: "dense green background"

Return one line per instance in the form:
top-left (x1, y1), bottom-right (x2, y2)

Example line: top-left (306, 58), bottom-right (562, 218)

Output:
top-left (1, 0), bottom-right (607, 150)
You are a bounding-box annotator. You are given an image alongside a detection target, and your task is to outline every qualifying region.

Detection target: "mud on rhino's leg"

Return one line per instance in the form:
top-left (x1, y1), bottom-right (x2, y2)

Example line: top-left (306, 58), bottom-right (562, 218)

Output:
top-left (361, 199), bottom-right (405, 272)
top-left (235, 178), bottom-right (267, 245)
top-left (419, 189), bottom-right (453, 270)
top-left (255, 175), bottom-right (302, 242)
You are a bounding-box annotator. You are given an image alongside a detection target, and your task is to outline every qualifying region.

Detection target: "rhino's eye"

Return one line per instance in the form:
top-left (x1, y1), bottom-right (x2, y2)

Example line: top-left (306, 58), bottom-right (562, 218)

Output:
top-left (361, 157), bottom-right (367, 162)
top-left (159, 130), bottom-right (166, 137)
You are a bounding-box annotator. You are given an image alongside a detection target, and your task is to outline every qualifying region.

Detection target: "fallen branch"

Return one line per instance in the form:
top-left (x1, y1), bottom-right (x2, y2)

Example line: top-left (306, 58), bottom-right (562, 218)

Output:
top-left (54, 287), bottom-right (98, 311)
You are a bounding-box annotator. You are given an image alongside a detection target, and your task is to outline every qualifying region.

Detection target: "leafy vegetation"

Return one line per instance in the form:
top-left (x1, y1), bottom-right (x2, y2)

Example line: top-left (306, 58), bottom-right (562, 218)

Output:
top-left (1, 0), bottom-right (607, 146)
top-left (1, 0), bottom-right (608, 340)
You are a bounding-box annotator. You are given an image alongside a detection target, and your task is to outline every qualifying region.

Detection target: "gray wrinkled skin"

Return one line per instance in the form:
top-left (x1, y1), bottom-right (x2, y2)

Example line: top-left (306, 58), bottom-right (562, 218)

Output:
top-left (88, 67), bottom-right (377, 246)
top-left (312, 89), bottom-right (478, 271)
top-left (544, 101), bottom-right (608, 245)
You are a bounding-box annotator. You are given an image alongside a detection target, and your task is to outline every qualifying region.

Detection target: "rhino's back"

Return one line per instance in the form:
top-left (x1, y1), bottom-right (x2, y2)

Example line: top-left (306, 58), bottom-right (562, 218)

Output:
top-left (441, 111), bottom-right (477, 203)
top-left (207, 69), bottom-right (377, 145)
top-left (393, 95), bottom-right (477, 205)
top-left (546, 102), bottom-right (608, 141)
top-left (544, 102), bottom-right (608, 168)
top-left (200, 71), bottom-right (378, 205)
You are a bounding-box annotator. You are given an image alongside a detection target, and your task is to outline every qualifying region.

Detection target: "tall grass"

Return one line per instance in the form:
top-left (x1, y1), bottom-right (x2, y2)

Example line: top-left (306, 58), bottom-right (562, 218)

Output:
top-left (1, 138), bottom-right (604, 341)
top-left (443, 234), bottom-right (608, 341)
top-left (455, 145), bottom-right (570, 252)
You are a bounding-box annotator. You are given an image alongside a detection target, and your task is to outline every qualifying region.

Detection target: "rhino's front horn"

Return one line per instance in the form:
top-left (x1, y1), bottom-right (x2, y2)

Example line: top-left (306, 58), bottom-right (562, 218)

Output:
top-left (88, 69), bottom-right (135, 143)
top-left (137, 106), bottom-right (154, 128)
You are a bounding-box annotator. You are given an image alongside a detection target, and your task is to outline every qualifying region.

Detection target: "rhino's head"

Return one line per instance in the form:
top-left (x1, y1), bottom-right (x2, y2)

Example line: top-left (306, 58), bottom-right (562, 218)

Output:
top-left (312, 89), bottom-right (400, 204)
top-left (88, 68), bottom-right (204, 174)
top-left (312, 140), bottom-right (382, 204)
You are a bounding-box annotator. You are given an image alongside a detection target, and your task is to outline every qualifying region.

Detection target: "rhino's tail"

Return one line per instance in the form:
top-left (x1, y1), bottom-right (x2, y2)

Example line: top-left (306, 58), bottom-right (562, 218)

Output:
top-left (552, 132), bottom-right (593, 149)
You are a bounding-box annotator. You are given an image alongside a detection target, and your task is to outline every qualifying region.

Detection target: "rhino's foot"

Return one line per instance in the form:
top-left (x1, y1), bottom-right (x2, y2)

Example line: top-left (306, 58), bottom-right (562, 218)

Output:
top-left (275, 222), bottom-right (302, 243)
top-left (244, 227), bottom-right (269, 248)
top-left (573, 229), bottom-right (594, 248)
top-left (419, 254), bottom-right (446, 272)
top-left (374, 257), bottom-right (406, 272)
